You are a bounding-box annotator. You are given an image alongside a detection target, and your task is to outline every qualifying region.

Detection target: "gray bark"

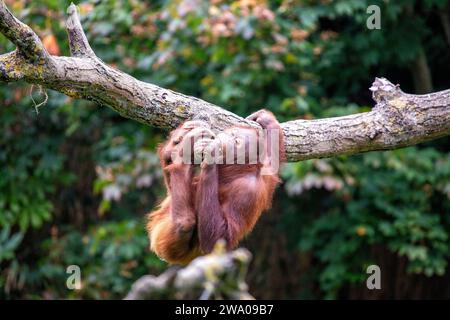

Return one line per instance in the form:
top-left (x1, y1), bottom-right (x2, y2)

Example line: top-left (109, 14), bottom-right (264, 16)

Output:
top-left (1, 2), bottom-right (449, 162)
top-left (124, 246), bottom-right (253, 300)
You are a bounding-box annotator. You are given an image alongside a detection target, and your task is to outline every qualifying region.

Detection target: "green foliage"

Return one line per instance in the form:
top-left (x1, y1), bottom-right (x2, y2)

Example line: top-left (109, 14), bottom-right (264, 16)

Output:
top-left (36, 220), bottom-right (165, 299)
top-left (283, 147), bottom-right (450, 298)
top-left (0, 91), bottom-right (71, 230)
top-left (1, 0), bottom-right (449, 299)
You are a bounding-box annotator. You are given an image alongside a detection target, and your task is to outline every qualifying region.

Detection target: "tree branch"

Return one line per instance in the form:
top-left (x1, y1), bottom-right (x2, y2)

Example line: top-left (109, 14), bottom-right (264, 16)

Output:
top-left (0, 1), bottom-right (48, 62)
top-left (66, 3), bottom-right (96, 59)
top-left (0, 2), bottom-right (449, 162)
top-left (124, 245), bottom-right (254, 300)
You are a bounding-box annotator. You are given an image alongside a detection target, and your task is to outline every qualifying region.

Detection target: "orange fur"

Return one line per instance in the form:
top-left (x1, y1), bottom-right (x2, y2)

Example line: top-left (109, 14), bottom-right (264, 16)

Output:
top-left (147, 110), bottom-right (284, 265)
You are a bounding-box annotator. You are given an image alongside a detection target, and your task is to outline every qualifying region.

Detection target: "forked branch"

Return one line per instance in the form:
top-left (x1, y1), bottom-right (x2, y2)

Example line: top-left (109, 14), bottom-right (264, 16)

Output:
top-left (0, 1), bottom-right (449, 162)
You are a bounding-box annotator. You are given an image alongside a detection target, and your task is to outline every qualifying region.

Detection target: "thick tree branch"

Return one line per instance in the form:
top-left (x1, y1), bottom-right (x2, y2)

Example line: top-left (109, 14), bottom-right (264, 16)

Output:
top-left (0, 51), bottom-right (24, 80)
top-left (0, 1), bottom-right (48, 62)
top-left (0, 2), bottom-right (449, 162)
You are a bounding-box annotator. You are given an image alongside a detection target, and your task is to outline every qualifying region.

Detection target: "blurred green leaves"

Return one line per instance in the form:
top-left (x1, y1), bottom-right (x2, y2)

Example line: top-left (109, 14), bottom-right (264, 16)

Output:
top-left (0, 226), bottom-right (24, 262)
top-left (35, 220), bottom-right (166, 299)
top-left (284, 147), bottom-right (450, 298)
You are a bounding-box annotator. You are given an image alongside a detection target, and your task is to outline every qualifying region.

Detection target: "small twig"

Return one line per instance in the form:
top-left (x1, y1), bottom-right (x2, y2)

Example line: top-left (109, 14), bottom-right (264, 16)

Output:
top-left (29, 84), bottom-right (48, 114)
top-left (66, 3), bottom-right (97, 58)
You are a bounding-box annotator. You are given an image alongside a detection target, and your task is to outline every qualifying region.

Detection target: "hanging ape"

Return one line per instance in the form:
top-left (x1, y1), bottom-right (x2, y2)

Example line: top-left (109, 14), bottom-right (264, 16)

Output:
top-left (147, 110), bottom-right (284, 264)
